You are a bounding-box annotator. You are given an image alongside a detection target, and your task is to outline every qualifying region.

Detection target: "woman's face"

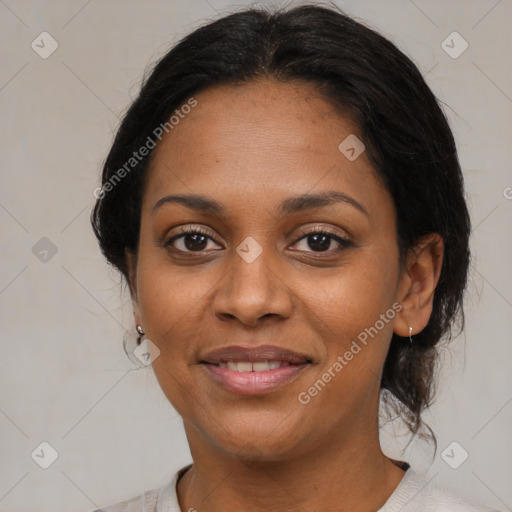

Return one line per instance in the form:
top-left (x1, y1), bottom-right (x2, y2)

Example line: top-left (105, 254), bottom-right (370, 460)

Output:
top-left (130, 79), bottom-right (409, 460)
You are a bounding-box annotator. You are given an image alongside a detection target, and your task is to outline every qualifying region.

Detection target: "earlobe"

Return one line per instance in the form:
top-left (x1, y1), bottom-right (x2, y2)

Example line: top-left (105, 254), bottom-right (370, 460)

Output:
top-left (393, 234), bottom-right (444, 338)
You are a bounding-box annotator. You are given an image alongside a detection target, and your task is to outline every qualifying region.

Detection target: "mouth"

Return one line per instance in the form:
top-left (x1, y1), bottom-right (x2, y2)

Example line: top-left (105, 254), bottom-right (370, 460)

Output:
top-left (213, 360), bottom-right (294, 371)
top-left (200, 345), bottom-right (312, 395)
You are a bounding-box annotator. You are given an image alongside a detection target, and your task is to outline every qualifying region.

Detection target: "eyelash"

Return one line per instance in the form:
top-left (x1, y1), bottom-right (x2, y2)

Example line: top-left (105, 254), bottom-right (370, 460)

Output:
top-left (165, 225), bottom-right (352, 255)
top-left (294, 226), bottom-right (352, 252)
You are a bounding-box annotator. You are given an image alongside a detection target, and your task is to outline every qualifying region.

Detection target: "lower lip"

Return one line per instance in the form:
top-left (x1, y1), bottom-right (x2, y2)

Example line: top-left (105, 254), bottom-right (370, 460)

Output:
top-left (202, 363), bottom-right (308, 395)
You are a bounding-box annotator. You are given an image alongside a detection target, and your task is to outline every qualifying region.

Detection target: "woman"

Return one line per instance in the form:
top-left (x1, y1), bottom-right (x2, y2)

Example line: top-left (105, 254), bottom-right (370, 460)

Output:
top-left (90, 4), bottom-right (500, 511)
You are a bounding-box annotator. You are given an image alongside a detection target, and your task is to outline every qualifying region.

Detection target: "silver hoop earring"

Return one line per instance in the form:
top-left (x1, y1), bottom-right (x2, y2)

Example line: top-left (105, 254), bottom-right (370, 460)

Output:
top-left (409, 326), bottom-right (413, 344)
top-left (136, 325), bottom-right (145, 336)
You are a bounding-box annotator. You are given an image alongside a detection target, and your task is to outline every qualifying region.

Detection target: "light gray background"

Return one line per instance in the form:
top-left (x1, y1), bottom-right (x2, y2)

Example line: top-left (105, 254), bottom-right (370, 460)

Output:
top-left (0, 1), bottom-right (511, 511)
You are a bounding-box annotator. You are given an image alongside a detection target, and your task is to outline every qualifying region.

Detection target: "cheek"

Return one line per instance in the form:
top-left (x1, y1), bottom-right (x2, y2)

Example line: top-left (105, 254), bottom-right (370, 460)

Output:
top-left (308, 251), bottom-right (398, 331)
top-left (135, 230), bottom-right (214, 334)
top-left (302, 250), bottom-right (399, 390)
top-left (136, 258), bottom-right (207, 414)
top-left (134, 249), bottom-right (206, 373)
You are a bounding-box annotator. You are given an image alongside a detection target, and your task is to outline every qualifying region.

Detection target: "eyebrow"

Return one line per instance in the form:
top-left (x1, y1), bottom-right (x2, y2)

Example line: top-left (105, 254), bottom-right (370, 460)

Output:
top-left (151, 190), bottom-right (368, 217)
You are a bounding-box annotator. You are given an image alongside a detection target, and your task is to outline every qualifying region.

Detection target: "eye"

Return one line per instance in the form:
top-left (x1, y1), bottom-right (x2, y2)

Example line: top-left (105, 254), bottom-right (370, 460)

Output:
top-left (165, 226), bottom-right (222, 253)
top-left (165, 225), bottom-right (352, 255)
top-left (290, 227), bottom-right (352, 254)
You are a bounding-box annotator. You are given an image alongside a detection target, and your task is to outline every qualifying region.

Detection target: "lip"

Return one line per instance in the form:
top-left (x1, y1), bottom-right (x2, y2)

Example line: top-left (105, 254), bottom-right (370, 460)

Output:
top-left (200, 344), bottom-right (312, 395)
top-left (200, 344), bottom-right (311, 364)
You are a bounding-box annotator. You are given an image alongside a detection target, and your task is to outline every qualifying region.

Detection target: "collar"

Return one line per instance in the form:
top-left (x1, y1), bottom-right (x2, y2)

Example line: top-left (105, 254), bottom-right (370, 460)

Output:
top-left (156, 464), bottom-right (193, 512)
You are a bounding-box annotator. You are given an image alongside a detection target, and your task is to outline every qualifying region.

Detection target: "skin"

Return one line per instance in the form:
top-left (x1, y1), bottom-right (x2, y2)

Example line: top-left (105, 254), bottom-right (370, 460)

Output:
top-left (126, 79), bottom-right (443, 512)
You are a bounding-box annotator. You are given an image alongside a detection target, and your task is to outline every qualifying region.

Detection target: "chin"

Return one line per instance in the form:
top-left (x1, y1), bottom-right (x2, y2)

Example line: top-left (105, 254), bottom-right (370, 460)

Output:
top-left (195, 411), bottom-right (312, 461)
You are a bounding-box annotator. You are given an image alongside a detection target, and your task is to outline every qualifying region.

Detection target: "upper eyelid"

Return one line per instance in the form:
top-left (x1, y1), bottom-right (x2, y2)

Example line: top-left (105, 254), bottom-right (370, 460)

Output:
top-left (294, 225), bottom-right (348, 238)
top-left (168, 224), bottom-right (347, 239)
top-left (166, 225), bottom-right (350, 249)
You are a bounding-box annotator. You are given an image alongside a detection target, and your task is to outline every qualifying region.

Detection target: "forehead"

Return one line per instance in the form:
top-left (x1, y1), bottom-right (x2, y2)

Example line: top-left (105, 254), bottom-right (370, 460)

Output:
top-left (143, 79), bottom-right (391, 221)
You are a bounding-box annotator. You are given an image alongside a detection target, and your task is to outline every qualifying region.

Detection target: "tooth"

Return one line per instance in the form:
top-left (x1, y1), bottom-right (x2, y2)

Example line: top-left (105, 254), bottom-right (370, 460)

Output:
top-left (224, 361), bottom-right (286, 372)
top-left (253, 361), bottom-right (270, 372)
top-left (237, 362), bottom-right (253, 372)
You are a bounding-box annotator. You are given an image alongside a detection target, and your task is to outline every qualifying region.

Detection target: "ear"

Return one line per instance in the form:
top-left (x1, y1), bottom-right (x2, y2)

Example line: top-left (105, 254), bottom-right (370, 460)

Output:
top-left (125, 249), bottom-right (142, 328)
top-left (393, 233), bottom-right (444, 338)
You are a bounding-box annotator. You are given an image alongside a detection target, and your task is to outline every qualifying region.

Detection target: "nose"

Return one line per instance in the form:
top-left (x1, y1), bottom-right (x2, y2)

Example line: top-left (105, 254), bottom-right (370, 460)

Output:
top-left (212, 245), bottom-right (293, 327)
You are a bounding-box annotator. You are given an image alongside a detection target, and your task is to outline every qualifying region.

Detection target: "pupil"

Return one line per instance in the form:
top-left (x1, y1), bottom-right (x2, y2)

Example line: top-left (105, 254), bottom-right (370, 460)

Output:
top-left (185, 234), bottom-right (208, 251)
top-left (182, 233), bottom-right (333, 252)
top-left (308, 233), bottom-right (330, 252)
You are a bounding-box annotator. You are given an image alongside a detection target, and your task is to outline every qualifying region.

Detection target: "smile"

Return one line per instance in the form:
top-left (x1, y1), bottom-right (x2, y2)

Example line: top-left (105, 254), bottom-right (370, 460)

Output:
top-left (218, 360), bottom-right (290, 371)
top-left (199, 344), bottom-right (312, 395)
top-left (201, 360), bottom-right (310, 395)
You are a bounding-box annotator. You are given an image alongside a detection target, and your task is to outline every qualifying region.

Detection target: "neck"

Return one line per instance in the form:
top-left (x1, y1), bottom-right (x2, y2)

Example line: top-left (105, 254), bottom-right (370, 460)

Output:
top-left (177, 422), bottom-right (406, 512)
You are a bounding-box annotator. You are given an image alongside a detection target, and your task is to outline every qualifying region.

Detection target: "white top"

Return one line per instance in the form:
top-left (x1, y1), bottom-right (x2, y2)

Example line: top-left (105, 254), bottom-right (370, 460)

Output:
top-left (92, 464), bottom-right (500, 512)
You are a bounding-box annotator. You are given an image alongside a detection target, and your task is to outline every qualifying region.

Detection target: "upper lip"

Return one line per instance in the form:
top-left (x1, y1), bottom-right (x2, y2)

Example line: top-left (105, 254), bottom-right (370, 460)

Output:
top-left (200, 344), bottom-right (311, 364)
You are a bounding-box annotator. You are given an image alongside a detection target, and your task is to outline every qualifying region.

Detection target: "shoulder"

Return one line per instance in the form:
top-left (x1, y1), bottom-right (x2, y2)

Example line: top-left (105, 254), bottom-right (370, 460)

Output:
top-left (379, 468), bottom-right (501, 512)
top-left (89, 488), bottom-right (159, 512)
